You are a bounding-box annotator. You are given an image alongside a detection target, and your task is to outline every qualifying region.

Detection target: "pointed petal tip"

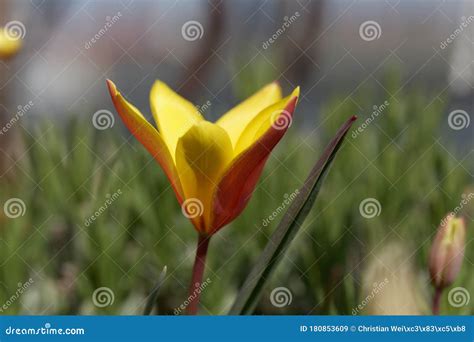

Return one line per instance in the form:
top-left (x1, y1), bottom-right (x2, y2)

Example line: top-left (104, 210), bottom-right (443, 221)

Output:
top-left (291, 86), bottom-right (300, 102)
top-left (151, 79), bottom-right (164, 87)
top-left (106, 79), bottom-right (117, 96)
top-left (150, 79), bottom-right (169, 96)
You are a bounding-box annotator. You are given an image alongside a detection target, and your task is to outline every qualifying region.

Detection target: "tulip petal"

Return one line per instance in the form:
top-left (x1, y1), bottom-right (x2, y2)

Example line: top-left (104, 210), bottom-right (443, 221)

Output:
top-left (216, 82), bottom-right (282, 148)
top-left (150, 81), bottom-right (204, 158)
top-left (210, 93), bottom-right (299, 233)
top-left (175, 121), bottom-right (233, 233)
top-left (107, 80), bottom-right (184, 203)
top-left (234, 87), bottom-right (300, 155)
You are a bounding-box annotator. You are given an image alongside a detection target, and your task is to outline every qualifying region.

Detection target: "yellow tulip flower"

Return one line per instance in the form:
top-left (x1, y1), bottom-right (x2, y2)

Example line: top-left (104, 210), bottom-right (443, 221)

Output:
top-left (0, 27), bottom-right (22, 59)
top-left (107, 80), bottom-right (299, 235)
top-left (107, 79), bottom-right (299, 314)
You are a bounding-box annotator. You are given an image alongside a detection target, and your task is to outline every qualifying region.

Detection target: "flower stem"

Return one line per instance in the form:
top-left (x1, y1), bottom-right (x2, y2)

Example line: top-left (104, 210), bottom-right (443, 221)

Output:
top-left (432, 287), bottom-right (443, 315)
top-left (186, 234), bottom-right (210, 315)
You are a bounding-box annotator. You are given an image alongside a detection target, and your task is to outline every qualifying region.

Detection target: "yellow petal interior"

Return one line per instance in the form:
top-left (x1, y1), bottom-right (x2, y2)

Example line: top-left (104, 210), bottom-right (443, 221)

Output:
top-left (216, 82), bottom-right (282, 148)
top-left (150, 80), bottom-right (204, 161)
top-left (234, 87), bottom-right (300, 155)
top-left (175, 121), bottom-right (233, 232)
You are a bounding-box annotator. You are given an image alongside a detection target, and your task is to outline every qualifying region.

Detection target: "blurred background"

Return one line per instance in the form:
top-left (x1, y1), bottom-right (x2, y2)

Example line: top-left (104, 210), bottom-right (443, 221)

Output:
top-left (0, 0), bottom-right (472, 315)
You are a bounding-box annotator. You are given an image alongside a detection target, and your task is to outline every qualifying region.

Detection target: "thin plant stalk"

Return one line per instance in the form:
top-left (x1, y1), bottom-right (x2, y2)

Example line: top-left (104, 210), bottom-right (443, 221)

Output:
top-left (186, 234), bottom-right (210, 315)
top-left (432, 287), bottom-right (442, 315)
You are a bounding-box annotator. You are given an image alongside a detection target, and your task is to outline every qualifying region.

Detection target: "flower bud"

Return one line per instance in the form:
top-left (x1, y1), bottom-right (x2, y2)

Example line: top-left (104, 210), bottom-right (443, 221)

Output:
top-left (0, 28), bottom-right (22, 60)
top-left (429, 215), bottom-right (466, 289)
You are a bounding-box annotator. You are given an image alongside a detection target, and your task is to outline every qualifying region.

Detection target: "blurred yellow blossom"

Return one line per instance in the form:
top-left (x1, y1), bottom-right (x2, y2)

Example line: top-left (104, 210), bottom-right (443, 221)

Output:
top-left (0, 27), bottom-right (22, 59)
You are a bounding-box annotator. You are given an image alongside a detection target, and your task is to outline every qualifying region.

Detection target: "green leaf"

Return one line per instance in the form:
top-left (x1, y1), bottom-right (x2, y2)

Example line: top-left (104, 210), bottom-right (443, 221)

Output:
top-left (143, 265), bottom-right (167, 315)
top-left (229, 115), bottom-right (357, 315)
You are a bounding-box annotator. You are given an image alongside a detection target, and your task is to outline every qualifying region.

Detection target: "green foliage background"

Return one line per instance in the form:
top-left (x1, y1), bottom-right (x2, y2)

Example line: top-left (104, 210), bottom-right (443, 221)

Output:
top-left (0, 74), bottom-right (472, 315)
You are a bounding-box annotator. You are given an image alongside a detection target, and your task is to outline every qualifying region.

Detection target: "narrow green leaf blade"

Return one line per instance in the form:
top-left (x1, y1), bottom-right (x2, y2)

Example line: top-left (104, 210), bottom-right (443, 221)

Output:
top-left (143, 265), bottom-right (167, 315)
top-left (229, 115), bottom-right (357, 315)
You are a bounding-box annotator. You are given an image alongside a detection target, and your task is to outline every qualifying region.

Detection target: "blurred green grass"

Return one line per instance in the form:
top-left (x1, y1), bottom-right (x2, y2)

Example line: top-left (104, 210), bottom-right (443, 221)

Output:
top-left (0, 76), bottom-right (472, 315)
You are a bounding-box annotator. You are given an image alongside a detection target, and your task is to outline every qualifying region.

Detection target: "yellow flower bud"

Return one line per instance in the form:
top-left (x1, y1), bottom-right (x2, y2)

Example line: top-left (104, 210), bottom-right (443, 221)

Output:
top-left (0, 27), bottom-right (22, 60)
top-left (429, 215), bottom-right (466, 289)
